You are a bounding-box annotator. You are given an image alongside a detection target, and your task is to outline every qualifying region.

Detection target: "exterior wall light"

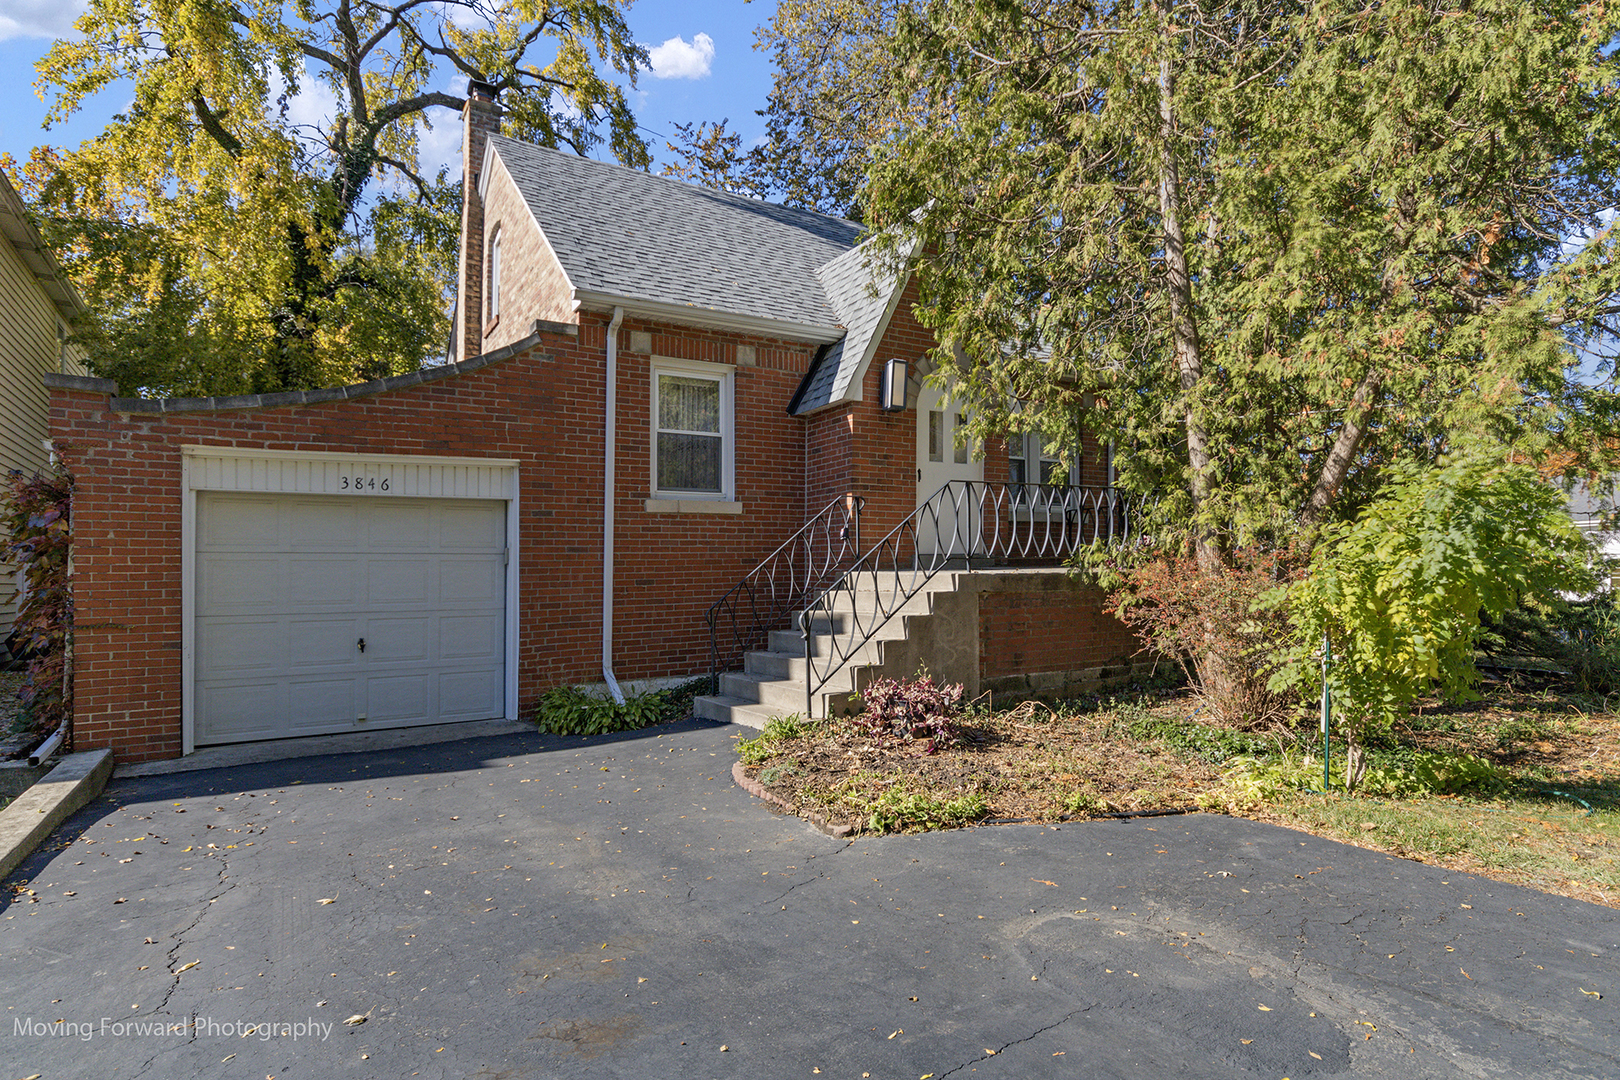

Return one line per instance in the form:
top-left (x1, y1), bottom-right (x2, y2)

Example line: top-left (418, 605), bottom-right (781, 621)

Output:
top-left (881, 357), bottom-right (909, 412)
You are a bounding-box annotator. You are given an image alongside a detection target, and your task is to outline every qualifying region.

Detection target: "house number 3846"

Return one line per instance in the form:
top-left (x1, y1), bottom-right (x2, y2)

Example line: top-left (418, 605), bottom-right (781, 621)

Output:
top-left (340, 476), bottom-right (390, 491)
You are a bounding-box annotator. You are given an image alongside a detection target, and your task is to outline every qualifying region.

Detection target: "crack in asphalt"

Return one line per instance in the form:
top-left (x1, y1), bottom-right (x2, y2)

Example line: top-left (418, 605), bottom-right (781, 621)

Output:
top-left (765, 874), bottom-right (821, 907)
top-left (123, 845), bottom-right (242, 1080)
top-left (934, 1007), bottom-right (1091, 1078)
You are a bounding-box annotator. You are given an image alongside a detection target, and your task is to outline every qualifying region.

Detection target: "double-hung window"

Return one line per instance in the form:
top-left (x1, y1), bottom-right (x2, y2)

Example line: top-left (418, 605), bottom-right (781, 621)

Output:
top-left (652, 359), bottom-right (733, 500)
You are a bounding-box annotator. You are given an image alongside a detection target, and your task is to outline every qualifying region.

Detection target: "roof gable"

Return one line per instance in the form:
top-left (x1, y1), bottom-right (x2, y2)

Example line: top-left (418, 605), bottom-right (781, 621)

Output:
top-left (792, 236), bottom-right (914, 415)
top-left (487, 137), bottom-right (863, 337)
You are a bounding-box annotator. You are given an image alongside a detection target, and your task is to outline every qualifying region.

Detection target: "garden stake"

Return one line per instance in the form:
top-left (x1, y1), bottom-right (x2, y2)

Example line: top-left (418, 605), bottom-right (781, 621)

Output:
top-left (1322, 633), bottom-right (1332, 793)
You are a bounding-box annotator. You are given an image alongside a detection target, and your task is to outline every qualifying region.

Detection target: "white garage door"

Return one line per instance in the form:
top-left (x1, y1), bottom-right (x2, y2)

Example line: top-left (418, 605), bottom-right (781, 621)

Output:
top-left (194, 492), bottom-right (507, 745)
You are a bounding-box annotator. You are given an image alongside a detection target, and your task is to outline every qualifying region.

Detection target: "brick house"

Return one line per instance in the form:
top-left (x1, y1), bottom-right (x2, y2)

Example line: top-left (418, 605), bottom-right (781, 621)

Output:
top-left (45, 87), bottom-right (1144, 763)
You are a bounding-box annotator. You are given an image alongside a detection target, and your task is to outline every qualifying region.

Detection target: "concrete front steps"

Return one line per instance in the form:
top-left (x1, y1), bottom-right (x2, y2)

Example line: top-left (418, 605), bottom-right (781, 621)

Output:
top-left (694, 572), bottom-right (965, 729)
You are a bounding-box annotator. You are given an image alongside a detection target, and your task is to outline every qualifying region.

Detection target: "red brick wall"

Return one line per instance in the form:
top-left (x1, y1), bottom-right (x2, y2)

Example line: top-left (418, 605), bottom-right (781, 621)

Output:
top-left (51, 315), bottom-right (830, 762)
top-left (978, 583), bottom-right (1141, 681)
top-left (800, 273), bottom-right (1113, 550)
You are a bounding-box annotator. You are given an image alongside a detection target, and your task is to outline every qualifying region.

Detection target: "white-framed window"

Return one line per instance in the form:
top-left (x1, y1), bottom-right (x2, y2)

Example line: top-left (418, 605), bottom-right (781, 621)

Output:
top-left (651, 358), bottom-right (734, 499)
top-left (486, 226), bottom-right (502, 325)
top-left (1009, 431), bottom-right (1063, 487)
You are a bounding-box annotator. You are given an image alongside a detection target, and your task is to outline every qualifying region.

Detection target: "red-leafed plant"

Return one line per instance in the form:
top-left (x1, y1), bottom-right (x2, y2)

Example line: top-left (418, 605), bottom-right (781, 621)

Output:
top-left (854, 673), bottom-right (966, 755)
top-left (3, 467), bottom-right (73, 740)
top-left (1108, 548), bottom-right (1297, 727)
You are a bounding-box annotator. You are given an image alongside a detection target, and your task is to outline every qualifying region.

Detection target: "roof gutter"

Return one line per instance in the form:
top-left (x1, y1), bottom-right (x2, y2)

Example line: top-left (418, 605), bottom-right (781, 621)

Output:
top-left (573, 289), bottom-right (846, 345)
top-left (602, 305), bottom-right (627, 704)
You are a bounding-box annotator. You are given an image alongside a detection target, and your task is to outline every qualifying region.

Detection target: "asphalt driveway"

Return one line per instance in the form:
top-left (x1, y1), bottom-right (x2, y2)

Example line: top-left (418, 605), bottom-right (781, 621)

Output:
top-left (2, 717), bottom-right (1617, 1079)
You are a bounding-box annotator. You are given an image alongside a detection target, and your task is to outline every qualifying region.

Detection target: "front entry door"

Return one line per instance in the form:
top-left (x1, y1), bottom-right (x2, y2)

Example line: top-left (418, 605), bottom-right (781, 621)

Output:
top-left (914, 383), bottom-right (985, 560)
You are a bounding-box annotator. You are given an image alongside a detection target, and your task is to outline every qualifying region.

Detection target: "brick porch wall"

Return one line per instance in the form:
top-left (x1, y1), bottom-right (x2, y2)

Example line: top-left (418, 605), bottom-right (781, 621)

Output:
top-left (978, 581), bottom-right (1142, 684)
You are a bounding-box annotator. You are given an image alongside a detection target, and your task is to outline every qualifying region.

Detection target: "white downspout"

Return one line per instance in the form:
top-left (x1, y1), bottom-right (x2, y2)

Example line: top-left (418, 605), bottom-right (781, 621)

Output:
top-left (602, 306), bottom-right (627, 703)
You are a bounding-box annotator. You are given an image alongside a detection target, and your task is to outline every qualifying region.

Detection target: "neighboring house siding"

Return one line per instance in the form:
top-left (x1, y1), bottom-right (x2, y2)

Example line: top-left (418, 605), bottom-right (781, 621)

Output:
top-left (0, 234), bottom-right (61, 478)
top-left (1, 226), bottom-right (86, 636)
top-left (49, 315), bottom-right (838, 763)
top-left (480, 154), bottom-right (578, 354)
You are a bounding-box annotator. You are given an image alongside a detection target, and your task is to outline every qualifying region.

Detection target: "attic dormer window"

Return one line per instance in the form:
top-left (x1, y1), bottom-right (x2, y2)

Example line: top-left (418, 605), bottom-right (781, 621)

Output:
top-left (486, 226), bottom-right (502, 327)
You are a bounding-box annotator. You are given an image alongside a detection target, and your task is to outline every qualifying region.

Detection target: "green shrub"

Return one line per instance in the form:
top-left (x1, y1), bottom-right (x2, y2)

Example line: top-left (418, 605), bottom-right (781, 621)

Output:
top-left (1482, 595), bottom-right (1620, 696)
top-left (534, 677), bottom-right (708, 737)
top-left (1063, 788), bottom-right (1107, 815)
top-left (1269, 453), bottom-right (1594, 782)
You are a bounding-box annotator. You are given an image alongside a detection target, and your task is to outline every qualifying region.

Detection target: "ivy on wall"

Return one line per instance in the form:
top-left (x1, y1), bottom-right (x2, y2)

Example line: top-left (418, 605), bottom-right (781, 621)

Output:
top-left (3, 467), bottom-right (73, 739)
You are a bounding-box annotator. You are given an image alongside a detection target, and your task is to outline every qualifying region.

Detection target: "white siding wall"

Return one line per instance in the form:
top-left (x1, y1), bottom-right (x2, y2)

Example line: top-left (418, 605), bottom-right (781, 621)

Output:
top-left (0, 235), bottom-right (86, 634)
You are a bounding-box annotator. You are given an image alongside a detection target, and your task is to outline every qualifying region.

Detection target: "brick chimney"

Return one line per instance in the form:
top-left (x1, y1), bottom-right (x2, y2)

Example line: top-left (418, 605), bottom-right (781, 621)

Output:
top-left (456, 80), bottom-right (501, 361)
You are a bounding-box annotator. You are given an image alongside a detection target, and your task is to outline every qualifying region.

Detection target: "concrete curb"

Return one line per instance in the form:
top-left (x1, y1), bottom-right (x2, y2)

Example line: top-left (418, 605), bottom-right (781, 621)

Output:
top-left (731, 760), bottom-right (856, 838)
top-left (0, 749), bottom-right (115, 881)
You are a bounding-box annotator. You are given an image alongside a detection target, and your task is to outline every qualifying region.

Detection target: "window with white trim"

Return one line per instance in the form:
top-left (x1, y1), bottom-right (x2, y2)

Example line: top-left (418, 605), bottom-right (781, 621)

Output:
top-left (486, 226), bottom-right (502, 324)
top-left (651, 359), bottom-right (734, 499)
top-left (1009, 431), bottom-right (1063, 487)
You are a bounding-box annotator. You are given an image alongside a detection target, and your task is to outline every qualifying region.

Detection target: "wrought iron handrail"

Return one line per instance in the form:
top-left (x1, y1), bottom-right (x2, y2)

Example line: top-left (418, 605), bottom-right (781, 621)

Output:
top-left (705, 494), bottom-right (864, 691)
top-left (799, 481), bottom-right (1129, 716)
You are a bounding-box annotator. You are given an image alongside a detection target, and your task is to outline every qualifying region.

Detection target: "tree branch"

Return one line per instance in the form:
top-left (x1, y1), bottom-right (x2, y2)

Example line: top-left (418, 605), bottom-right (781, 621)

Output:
top-left (1299, 367), bottom-right (1385, 534)
top-left (190, 90), bottom-right (244, 157)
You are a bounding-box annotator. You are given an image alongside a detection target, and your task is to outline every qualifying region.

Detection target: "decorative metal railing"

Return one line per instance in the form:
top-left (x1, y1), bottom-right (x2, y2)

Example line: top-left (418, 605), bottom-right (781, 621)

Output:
top-left (705, 494), bottom-right (865, 692)
top-left (799, 482), bottom-right (1129, 716)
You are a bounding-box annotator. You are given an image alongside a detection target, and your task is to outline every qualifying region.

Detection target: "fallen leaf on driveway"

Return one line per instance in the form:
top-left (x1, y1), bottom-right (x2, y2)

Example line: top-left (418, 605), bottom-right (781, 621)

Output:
top-left (1580, 988), bottom-right (1602, 998)
top-left (1031, 879), bottom-right (1058, 887)
top-left (174, 960), bottom-right (199, 974)
top-left (343, 1014), bottom-right (368, 1026)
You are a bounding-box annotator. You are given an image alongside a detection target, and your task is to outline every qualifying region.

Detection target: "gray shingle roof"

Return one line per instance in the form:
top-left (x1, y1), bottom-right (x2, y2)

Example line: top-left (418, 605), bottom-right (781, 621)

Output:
top-left (489, 137), bottom-right (864, 333)
top-left (793, 237), bottom-right (913, 415)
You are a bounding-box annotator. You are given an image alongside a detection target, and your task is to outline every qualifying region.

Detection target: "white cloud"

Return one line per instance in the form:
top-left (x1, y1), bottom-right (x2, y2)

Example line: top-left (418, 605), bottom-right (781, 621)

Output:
top-left (645, 32), bottom-right (714, 80)
top-left (0, 0), bottom-right (88, 40)
top-left (416, 109), bottom-right (463, 180)
top-left (280, 66), bottom-right (341, 135)
top-left (439, 0), bottom-right (493, 31)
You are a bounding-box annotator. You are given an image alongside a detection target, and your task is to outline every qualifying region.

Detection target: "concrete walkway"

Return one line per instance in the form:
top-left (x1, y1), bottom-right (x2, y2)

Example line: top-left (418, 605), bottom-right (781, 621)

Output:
top-left (1, 717), bottom-right (1616, 1078)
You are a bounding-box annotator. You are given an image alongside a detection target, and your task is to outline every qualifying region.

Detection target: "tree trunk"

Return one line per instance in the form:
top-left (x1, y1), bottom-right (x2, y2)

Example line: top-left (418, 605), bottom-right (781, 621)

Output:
top-left (1298, 367), bottom-right (1384, 545)
top-left (1154, 2), bottom-right (1218, 573)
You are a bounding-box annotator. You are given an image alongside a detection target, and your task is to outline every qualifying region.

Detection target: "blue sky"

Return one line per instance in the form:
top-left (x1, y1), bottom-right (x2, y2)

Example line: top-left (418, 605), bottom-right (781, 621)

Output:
top-left (0, 0), bottom-right (780, 177)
